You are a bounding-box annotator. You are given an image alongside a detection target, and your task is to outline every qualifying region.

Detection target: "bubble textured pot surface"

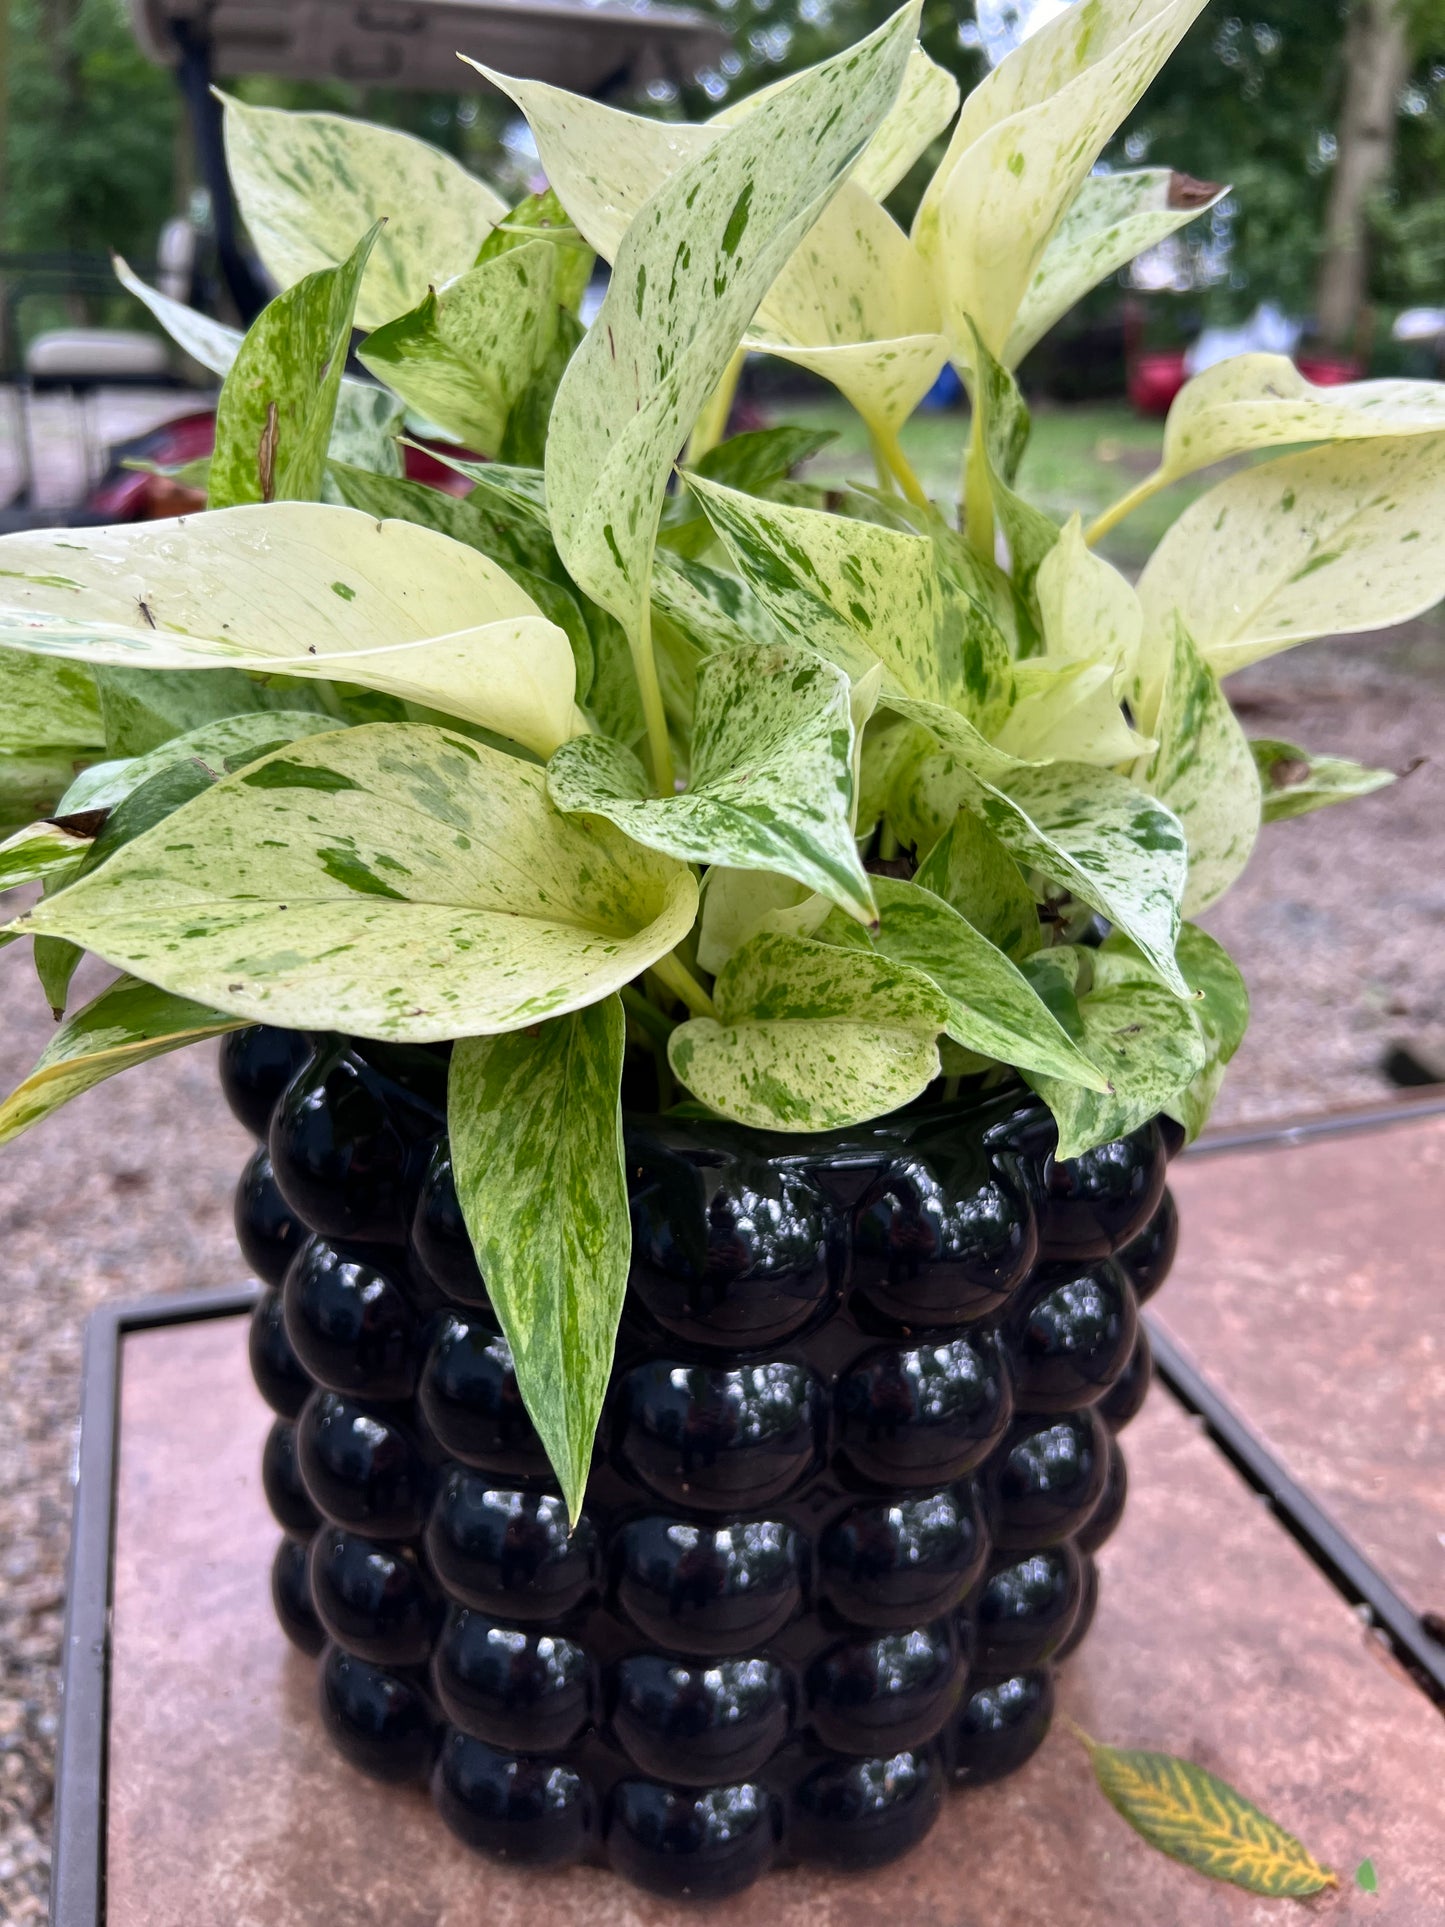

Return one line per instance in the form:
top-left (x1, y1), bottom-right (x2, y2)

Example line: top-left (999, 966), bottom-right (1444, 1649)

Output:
top-left (229, 1026), bottom-right (1178, 1900)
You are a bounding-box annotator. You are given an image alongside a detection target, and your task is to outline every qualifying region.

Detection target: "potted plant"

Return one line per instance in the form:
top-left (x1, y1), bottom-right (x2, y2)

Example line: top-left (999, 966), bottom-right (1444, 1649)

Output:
top-left (0, 0), bottom-right (1433, 1899)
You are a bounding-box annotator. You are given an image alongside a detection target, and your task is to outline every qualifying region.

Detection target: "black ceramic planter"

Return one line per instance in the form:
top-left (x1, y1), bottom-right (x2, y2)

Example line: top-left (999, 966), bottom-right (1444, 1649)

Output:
top-left (225, 1027), bottom-right (1178, 1901)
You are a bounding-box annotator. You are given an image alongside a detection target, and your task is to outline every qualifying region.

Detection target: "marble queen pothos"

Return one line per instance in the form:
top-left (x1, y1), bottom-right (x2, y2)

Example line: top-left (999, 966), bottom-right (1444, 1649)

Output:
top-left (0, 0), bottom-right (1438, 1523)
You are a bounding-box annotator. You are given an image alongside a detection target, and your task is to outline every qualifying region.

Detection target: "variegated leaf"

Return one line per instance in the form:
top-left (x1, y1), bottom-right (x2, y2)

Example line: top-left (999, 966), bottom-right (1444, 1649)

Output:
top-left (1133, 618), bottom-right (1259, 915)
top-left (448, 997), bottom-right (628, 1521)
top-left (0, 651), bottom-right (102, 753)
top-left (221, 95), bottom-right (507, 328)
top-left (1037, 514), bottom-right (1142, 677)
top-left (1006, 170), bottom-right (1225, 367)
top-left (839, 877), bottom-right (1107, 1087)
top-left (1082, 1735), bottom-right (1337, 1896)
top-left (0, 750), bottom-right (96, 832)
top-left (210, 227), bottom-right (378, 509)
top-left (358, 242), bottom-right (563, 457)
top-left (14, 725), bottom-right (698, 1039)
top-left (1023, 942), bottom-right (1205, 1158)
top-left (115, 256), bottom-right (403, 483)
top-left (52, 710), bottom-right (341, 820)
top-left (1251, 737), bottom-right (1396, 823)
top-left (536, 4), bottom-right (919, 653)
top-left (997, 660), bottom-right (1150, 767)
top-left (0, 505), bottom-right (581, 758)
top-left (913, 809), bottom-right (1041, 960)
top-left (1137, 435), bottom-right (1445, 677)
top-left (1165, 923), bottom-right (1249, 1138)
top-left (696, 866), bottom-right (810, 975)
top-left (687, 475), bottom-right (947, 702)
top-left (1157, 353), bottom-right (1445, 484)
top-left (849, 45), bottom-right (961, 200)
top-left (0, 819), bottom-right (94, 891)
top-left (326, 459), bottom-right (557, 582)
top-left (668, 930), bottom-right (945, 1130)
top-left (0, 976), bottom-right (241, 1147)
top-left (547, 642), bottom-right (876, 924)
top-left (915, 0), bottom-right (1208, 359)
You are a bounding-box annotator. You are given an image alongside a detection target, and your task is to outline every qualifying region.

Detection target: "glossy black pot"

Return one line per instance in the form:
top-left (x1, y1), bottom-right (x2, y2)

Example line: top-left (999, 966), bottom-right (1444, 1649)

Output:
top-left (226, 1027), bottom-right (1178, 1900)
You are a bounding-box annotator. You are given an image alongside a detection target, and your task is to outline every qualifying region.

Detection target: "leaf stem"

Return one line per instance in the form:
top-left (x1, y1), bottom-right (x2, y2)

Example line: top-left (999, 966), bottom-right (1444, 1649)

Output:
top-left (620, 982), bottom-right (675, 1047)
top-left (651, 949), bottom-right (717, 1020)
top-left (684, 350), bottom-right (745, 466)
top-left (874, 424), bottom-right (929, 509)
top-left (632, 588), bottom-right (676, 796)
top-left (1084, 470), bottom-right (1165, 546)
top-left (963, 407), bottom-right (995, 559)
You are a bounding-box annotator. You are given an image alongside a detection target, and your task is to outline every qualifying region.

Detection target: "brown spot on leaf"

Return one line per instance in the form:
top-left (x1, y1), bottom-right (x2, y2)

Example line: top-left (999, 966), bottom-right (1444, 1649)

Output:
top-left (1267, 755), bottom-right (1312, 791)
top-left (1168, 172), bottom-right (1224, 209)
top-left (47, 808), bottom-right (109, 838)
top-left (258, 401), bottom-right (280, 503)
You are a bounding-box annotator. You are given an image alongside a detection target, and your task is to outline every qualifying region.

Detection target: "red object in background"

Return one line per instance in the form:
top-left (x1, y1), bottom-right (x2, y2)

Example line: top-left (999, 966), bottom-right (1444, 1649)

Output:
top-left (1128, 347), bottom-right (1363, 418)
top-left (79, 408), bottom-right (477, 522)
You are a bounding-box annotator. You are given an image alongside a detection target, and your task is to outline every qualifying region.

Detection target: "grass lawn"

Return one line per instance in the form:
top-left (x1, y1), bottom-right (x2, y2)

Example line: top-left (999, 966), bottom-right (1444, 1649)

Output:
top-left (777, 392), bottom-right (1213, 573)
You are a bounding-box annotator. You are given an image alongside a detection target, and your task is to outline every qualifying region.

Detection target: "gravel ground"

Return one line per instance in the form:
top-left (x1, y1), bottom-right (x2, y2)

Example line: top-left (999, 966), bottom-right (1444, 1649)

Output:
top-left (0, 621), bottom-right (1440, 1923)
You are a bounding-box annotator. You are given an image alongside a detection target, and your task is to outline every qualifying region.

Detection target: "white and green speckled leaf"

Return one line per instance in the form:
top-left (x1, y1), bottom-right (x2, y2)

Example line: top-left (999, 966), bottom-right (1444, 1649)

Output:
top-left (210, 226), bottom-right (378, 510)
top-left (548, 642), bottom-right (876, 924)
top-left (0, 819), bottom-right (93, 891)
top-left (914, 809), bottom-right (1041, 960)
top-left (1006, 169), bottom-right (1225, 367)
top-left (687, 475), bottom-right (945, 700)
top-left (1157, 355), bottom-right (1445, 485)
top-left (448, 996), bottom-right (628, 1521)
top-left (1023, 942), bottom-right (1205, 1158)
top-left (1037, 514), bottom-right (1142, 676)
top-left (0, 975), bottom-right (241, 1147)
top-left (536, 4), bottom-right (918, 650)
top-left (1133, 618), bottom-right (1259, 916)
top-left (696, 866), bottom-right (811, 975)
top-left (849, 45), bottom-right (961, 200)
top-left (14, 725), bottom-right (698, 1040)
top-left (1164, 923), bottom-right (1249, 1138)
top-left (52, 711), bottom-right (342, 818)
top-left (0, 651), bottom-right (102, 753)
top-left (844, 877), bottom-right (1107, 1088)
top-left (915, 0), bottom-right (1207, 359)
top-left (997, 660), bottom-right (1150, 768)
top-left (978, 763), bottom-right (1189, 993)
top-left (668, 929), bottom-right (944, 1130)
top-left (1251, 737), bottom-right (1397, 823)
top-left (0, 505), bottom-right (580, 758)
top-left (116, 256), bottom-right (403, 483)
top-left (358, 242), bottom-right (561, 457)
top-left (1137, 435), bottom-right (1445, 677)
top-left (221, 95), bottom-right (507, 329)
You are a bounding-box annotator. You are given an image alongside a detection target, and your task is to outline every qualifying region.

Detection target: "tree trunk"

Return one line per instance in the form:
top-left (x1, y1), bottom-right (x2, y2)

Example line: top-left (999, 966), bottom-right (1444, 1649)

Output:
top-left (1315, 0), bottom-right (1410, 351)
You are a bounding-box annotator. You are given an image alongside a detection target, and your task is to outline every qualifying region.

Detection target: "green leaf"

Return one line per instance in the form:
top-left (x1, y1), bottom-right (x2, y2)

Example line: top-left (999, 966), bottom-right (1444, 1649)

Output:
top-left (1137, 435), bottom-right (1445, 678)
top-left (1023, 943), bottom-right (1205, 1158)
top-left (325, 459), bottom-right (557, 581)
top-left (0, 504), bottom-right (581, 757)
top-left (323, 382), bottom-right (404, 480)
top-left (15, 725), bottom-right (698, 1041)
top-left (688, 475), bottom-right (948, 701)
top-left (220, 95), bottom-right (507, 329)
top-left (1036, 514), bottom-right (1142, 678)
top-left (33, 930), bottom-right (82, 1018)
top-left (478, 186), bottom-right (595, 310)
top-left (848, 44), bottom-right (960, 201)
top-left (1158, 354), bottom-right (1445, 485)
top-left (1006, 170), bottom-right (1225, 368)
top-left (660, 425), bottom-right (835, 559)
top-left (0, 651), bottom-right (102, 753)
top-left (0, 975), bottom-right (241, 1147)
top-left (358, 243), bottom-right (563, 457)
top-left (90, 666), bottom-right (329, 760)
top-left (211, 225), bottom-right (379, 510)
top-left (668, 930), bottom-right (945, 1130)
top-left (1251, 737), bottom-right (1396, 823)
top-left (915, 0), bottom-right (1207, 359)
top-left (914, 809), bottom-right (1041, 960)
top-left (0, 818), bottom-right (94, 890)
top-left (1081, 1734), bottom-right (1337, 1897)
top-left (838, 877), bottom-right (1107, 1088)
top-left (448, 996), bottom-right (627, 1523)
top-left (548, 641), bottom-right (876, 925)
top-left (0, 748), bottom-right (97, 830)
top-left (961, 324), bottom-right (1061, 596)
top-left (501, 307), bottom-right (584, 470)
top-left (1164, 923), bottom-right (1248, 1139)
top-left (534, 4), bottom-right (919, 655)
top-left (1132, 618), bottom-right (1259, 916)
top-left (1356, 1859), bottom-right (1379, 1894)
